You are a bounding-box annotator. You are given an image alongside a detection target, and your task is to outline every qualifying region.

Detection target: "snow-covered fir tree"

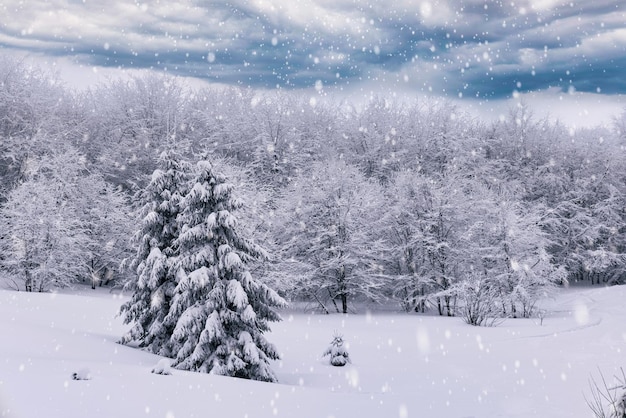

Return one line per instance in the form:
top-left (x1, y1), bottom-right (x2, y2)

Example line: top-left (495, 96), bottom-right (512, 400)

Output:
top-left (322, 333), bottom-right (351, 367)
top-left (166, 159), bottom-right (286, 382)
top-left (119, 150), bottom-right (192, 356)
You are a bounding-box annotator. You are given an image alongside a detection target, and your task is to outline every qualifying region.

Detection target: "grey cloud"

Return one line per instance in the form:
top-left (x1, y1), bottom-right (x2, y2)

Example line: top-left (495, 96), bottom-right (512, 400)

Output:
top-left (0, 0), bottom-right (624, 99)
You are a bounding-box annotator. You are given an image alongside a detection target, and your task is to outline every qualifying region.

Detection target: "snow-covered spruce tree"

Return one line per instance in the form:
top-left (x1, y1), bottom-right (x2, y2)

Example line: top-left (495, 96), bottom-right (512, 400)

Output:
top-left (323, 333), bottom-right (351, 367)
top-left (119, 150), bottom-right (192, 356)
top-left (166, 159), bottom-right (285, 382)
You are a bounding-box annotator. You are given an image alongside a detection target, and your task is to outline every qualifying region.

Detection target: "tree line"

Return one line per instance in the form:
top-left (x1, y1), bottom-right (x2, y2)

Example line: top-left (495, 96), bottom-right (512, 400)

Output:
top-left (1, 56), bottom-right (625, 322)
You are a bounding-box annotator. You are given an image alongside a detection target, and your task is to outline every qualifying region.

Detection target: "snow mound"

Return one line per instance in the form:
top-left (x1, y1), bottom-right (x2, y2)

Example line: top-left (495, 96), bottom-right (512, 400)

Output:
top-left (151, 358), bottom-right (172, 375)
top-left (71, 368), bottom-right (92, 381)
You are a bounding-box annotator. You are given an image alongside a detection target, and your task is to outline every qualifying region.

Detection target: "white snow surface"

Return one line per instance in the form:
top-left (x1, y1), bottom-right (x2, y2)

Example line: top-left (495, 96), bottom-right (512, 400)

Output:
top-left (1, 285), bottom-right (625, 417)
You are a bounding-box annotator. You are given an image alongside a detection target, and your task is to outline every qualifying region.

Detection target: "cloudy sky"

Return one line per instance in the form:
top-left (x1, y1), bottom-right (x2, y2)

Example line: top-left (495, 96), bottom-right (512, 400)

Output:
top-left (1, 0), bottom-right (625, 125)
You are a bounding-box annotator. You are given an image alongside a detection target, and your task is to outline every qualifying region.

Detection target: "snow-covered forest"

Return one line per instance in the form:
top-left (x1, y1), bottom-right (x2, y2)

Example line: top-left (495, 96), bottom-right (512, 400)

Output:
top-left (1, 54), bottom-right (626, 416)
top-left (2, 56), bottom-right (624, 304)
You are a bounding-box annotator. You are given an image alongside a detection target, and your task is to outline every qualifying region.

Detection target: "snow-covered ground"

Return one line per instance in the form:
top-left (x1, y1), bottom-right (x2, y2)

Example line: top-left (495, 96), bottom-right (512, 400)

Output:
top-left (1, 285), bottom-right (624, 418)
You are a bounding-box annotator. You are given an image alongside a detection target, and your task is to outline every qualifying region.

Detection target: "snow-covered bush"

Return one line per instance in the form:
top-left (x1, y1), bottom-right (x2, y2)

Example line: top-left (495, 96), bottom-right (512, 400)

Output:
top-left (323, 333), bottom-right (351, 367)
top-left (455, 275), bottom-right (502, 327)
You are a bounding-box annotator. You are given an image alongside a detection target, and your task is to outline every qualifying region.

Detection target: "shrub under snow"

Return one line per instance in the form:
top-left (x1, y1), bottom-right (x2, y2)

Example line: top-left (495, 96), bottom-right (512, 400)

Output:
top-left (323, 333), bottom-right (351, 367)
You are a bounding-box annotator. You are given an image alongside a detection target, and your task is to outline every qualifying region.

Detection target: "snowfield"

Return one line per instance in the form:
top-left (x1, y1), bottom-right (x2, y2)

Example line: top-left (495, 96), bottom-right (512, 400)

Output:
top-left (1, 285), bottom-right (625, 418)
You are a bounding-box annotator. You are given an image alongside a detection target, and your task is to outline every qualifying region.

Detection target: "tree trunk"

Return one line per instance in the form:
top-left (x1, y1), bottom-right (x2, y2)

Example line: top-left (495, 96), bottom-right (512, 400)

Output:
top-left (25, 270), bottom-right (32, 292)
top-left (414, 286), bottom-right (426, 313)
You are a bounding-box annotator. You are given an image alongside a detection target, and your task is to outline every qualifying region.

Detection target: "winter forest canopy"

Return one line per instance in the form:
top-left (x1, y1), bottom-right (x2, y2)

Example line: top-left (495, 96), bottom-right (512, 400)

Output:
top-left (1, 54), bottom-right (625, 315)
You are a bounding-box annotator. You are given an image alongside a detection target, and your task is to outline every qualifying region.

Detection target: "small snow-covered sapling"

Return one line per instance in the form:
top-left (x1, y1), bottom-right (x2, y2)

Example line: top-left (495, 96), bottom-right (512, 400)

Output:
top-left (323, 332), bottom-right (351, 367)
